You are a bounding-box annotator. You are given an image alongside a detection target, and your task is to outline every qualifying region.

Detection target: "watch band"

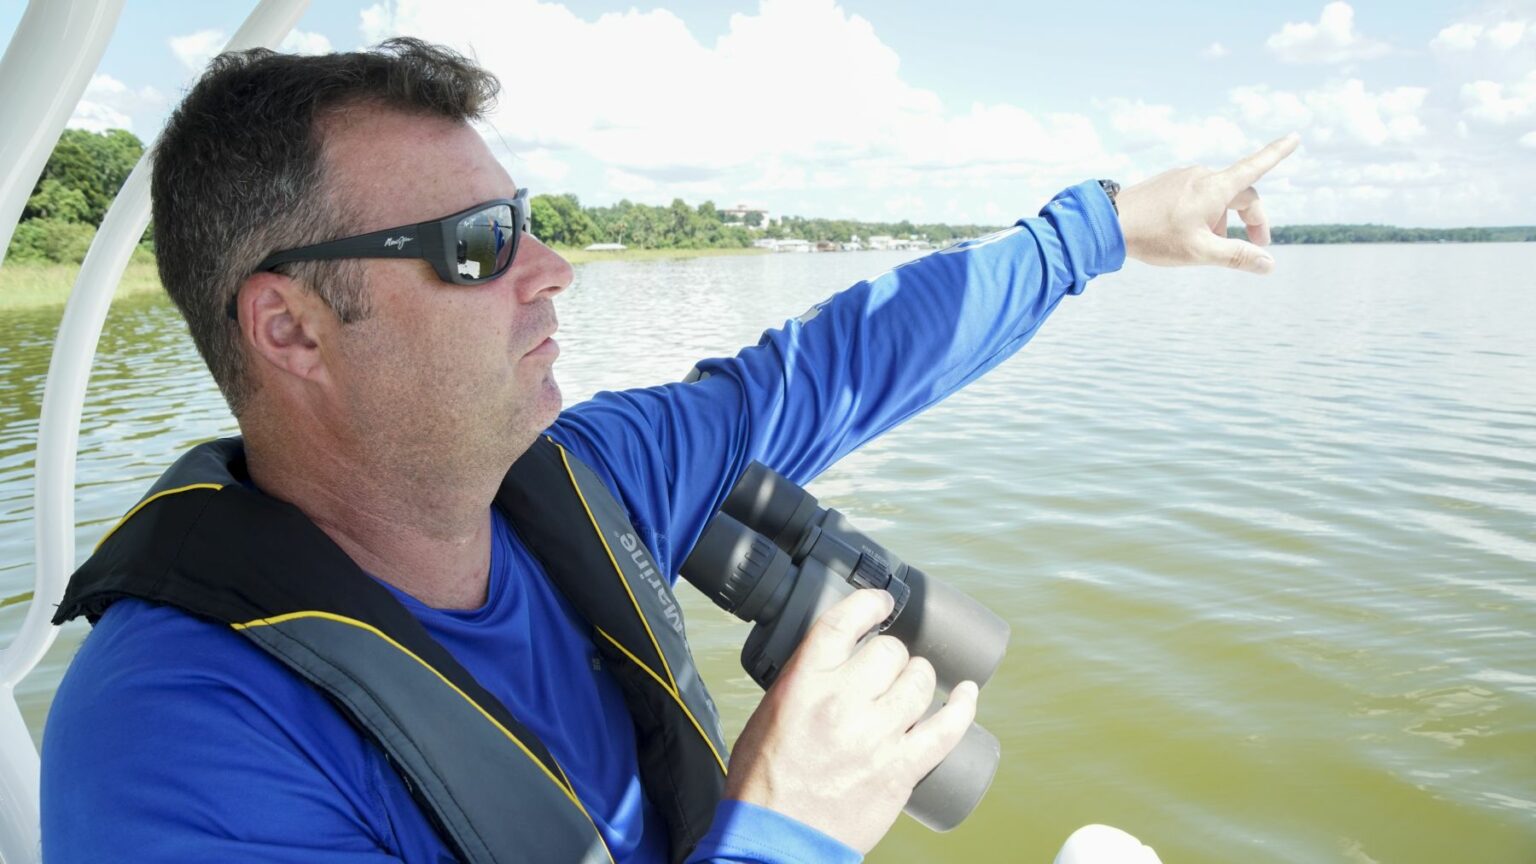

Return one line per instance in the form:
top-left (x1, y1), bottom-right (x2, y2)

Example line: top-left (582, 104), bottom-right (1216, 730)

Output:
top-left (1097, 179), bottom-right (1120, 214)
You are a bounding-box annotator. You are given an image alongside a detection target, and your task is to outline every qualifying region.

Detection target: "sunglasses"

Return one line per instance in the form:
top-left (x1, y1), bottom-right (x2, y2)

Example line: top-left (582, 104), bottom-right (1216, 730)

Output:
top-left (230, 188), bottom-right (530, 319)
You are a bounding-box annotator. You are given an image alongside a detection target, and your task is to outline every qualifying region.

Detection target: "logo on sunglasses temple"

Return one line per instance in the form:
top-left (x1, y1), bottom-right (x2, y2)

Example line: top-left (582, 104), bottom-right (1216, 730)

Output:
top-left (383, 235), bottom-right (414, 250)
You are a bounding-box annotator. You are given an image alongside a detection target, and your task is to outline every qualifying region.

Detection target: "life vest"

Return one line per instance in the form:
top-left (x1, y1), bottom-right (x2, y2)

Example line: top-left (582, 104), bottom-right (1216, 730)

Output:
top-left (55, 436), bottom-right (729, 864)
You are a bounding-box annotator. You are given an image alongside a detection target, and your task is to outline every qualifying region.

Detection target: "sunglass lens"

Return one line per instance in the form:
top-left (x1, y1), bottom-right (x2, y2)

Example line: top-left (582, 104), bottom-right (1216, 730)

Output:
top-left (455, 204), bottom-right (517, 280)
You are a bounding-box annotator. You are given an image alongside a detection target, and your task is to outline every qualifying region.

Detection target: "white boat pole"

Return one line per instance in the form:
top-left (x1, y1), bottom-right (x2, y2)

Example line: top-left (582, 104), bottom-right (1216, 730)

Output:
top-left (0, 5), bottom-right (125, 859)
top-left (0, 2), bottom-right (309, 861)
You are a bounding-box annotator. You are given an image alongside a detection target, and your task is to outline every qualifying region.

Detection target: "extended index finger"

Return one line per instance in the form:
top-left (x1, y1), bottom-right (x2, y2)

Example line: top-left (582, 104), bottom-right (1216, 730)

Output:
top-left (1217, 133), bottom-right (1300, 194)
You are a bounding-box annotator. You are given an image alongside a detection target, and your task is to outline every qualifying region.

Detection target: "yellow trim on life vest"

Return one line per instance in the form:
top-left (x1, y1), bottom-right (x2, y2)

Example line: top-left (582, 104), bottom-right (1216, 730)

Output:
top-left (595, 627), bottom-right (728, 777)
top-left (94, 483), bottom-right (225, 551)
top-left (552, 441), bottom-right (680, 695)
top-left (233, 609), bottom-right (614, 863)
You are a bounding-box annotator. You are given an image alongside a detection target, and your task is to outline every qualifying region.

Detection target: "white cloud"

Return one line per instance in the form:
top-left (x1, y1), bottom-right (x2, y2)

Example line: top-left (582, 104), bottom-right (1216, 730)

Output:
top-left (170, 28), bottom-right (224, 74)
top-left (361, 0), bottom-right (1112, 205)
top-left (1105, 100), bottom-right (1249, 162)
top-left (171, 28), bottom-right (332, 74)
top-left (1487, 20), bottom-right (1529, 51)
top-left (67, 74), bottom-right (166, 133)
top-left (514, 148), bottom-right (571, 186)
top-left (605, 167), bottom-right (657, 197)
top-left (1431, 22), bottom-right (1483, 52)
top-left (1230, 79), bottom-right (1426, 148)
top-left (1461, 71), bottom-right (1536, 124)
top-left (333, 0), bottom-right (1530, 226)
top-left (1520, 130), bottom-right (1536, 148)
top-left (1267, 3), bottom-right (1389, 64)
top-left (281, 29), bottom-right (334, 55)
top-left (1204, 42), bottom-right (1229, 59)
top-left (1431, 17), bottom-right (1531, 52)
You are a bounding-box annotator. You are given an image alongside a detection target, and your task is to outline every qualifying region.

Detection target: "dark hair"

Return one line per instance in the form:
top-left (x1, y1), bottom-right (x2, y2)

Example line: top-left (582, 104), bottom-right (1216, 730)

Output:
top-left (150, 38), bottom-right (500, 416)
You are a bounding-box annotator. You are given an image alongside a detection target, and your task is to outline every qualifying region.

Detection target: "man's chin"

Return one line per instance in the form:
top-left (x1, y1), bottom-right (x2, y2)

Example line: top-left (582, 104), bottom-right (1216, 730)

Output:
top-left (529, 373), bottom-right (563, 430)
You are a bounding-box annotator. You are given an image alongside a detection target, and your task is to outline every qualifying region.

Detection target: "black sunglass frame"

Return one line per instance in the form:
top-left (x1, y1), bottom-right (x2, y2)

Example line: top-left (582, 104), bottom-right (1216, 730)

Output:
top-left (230, 189), bottom-right (530, 320)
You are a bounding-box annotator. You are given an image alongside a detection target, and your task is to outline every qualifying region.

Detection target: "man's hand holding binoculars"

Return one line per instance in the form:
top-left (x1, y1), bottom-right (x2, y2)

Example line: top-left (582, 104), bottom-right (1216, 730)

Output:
top-left (723, 589), bottom-right (980, 854)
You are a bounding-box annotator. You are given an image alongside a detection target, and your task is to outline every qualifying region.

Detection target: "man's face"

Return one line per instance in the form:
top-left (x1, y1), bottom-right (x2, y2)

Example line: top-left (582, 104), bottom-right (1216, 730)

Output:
top-left (316, 108), bottom-right (572, 471)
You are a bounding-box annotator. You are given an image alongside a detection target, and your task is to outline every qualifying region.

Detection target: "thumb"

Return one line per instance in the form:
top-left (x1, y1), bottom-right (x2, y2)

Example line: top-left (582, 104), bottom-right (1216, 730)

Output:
top-left (1198, 234), bottom-right (1276, 275)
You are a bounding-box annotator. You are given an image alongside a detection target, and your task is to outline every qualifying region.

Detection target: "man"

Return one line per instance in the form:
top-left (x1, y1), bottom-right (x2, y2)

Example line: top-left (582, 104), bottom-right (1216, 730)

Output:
top-left (41, 39), bottom-right (1295, 863)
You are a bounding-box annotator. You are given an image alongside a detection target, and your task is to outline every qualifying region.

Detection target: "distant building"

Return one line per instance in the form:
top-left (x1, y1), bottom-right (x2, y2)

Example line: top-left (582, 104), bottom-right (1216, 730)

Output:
top-left (775, 238), bottom-right (811, 253)
top-left (722, 204), bottom-right (771, 228)
top-left (867, 234), bottom-right (932, 251)
top-left (583, 242), bottom-right (626, 251)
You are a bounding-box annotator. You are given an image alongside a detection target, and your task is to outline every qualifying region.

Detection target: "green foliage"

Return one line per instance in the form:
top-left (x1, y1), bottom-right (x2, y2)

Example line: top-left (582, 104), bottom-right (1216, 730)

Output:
top-left (555, 197), bottom-right (754, 250)
top-left (1229, 224), bottom-right (1536, 243)
top-left (26, 178), bottom-right (91, 222)
top-left (767, 215), bottom-right (994, 245)
top-left (6, 219), bottom-right (97, 264)
top-left (530, 193), bottom-right (600, 247)
top-left (6, 128), bottom-right (147, 266)
top-left (24, 128), bottom-right (144, 226)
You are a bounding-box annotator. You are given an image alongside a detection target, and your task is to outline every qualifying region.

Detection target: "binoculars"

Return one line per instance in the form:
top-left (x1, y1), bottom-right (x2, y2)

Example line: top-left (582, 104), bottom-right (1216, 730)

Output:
top-left (679, 462), bottom-right (1010, 831)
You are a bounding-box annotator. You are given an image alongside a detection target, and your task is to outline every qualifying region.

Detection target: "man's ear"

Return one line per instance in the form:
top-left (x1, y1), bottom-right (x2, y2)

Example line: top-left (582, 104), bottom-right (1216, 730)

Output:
top-left (233, 271), bottom-right (336, 385)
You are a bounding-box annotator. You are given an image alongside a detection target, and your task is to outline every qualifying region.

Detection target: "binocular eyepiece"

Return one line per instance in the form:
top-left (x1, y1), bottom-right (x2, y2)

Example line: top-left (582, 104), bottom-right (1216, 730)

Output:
top-left (679, 462), bottom-right (1009, 831)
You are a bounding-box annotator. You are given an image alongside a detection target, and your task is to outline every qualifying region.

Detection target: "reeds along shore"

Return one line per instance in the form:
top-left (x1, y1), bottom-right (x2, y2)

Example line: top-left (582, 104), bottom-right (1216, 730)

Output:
top-left (0, 261), bottom-right (163, 312)
top-left (0, 247), bottom-right (772, 313)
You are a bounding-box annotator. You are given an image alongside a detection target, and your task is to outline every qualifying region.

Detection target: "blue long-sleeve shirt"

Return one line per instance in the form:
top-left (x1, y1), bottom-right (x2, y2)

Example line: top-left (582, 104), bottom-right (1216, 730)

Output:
top-left (41, 180), bottom-right (1123, 863)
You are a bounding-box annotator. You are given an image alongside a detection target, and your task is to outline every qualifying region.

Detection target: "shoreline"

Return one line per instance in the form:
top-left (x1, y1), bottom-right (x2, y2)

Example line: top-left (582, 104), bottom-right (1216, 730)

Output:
top-left (554, 246), bottom-right (770, 265)
top-left (0, 247), bottom-right (772, 313)
top-left (5, 238), bottom-right (1530, 313)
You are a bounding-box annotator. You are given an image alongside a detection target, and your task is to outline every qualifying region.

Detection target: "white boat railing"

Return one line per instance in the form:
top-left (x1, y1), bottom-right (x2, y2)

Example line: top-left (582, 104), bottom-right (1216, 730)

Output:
top-left (0, 2), bottom-right (308, 861)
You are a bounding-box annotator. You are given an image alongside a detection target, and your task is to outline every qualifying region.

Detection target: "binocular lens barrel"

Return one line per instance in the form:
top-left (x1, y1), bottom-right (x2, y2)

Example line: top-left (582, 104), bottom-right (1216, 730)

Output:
top-left (721, 462), bottom-right (821, 556)
top-left (681, 462), bottom-right (1011, 832)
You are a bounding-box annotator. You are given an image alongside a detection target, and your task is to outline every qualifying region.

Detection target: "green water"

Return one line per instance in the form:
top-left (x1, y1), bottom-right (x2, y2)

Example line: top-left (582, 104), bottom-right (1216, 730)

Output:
top-left (2, 244), bottom-right (1533, 862)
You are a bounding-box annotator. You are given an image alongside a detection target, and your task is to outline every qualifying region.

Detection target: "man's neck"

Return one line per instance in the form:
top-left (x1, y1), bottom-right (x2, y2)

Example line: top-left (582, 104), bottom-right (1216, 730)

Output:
top-left (243, 425), bottom-right (504, 611)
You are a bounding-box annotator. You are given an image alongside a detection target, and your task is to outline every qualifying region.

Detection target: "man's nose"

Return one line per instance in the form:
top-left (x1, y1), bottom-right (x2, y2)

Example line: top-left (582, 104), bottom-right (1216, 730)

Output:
top-left (513, 234), bottom-right (572, 303)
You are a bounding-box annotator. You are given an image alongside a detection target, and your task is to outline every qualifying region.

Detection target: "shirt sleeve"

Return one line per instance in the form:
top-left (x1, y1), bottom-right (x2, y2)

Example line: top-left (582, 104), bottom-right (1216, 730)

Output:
top-left (686, 800), bottom-right (862, 864)
top-left (552, 179), bottom-right (1124, 579)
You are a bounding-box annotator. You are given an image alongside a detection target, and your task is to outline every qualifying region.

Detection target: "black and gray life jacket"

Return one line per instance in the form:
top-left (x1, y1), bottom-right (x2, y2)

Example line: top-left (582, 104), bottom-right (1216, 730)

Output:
top-left (56, 436), bottom-right (728, 864)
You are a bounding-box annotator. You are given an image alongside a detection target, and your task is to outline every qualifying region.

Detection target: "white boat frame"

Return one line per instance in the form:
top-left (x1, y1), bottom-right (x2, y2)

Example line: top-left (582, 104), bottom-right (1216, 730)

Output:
top-left (0, 3), bottom-right (308, 860)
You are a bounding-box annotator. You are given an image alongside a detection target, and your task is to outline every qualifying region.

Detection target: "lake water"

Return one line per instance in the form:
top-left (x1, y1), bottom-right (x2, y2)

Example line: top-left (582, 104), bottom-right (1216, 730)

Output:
top-left (1, 244), bottom-right (1533, 863)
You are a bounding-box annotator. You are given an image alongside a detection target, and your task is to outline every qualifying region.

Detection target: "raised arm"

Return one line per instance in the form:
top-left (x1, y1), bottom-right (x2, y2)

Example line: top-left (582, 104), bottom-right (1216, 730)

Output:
top-left (555, 179), bottom-right (1122, 577)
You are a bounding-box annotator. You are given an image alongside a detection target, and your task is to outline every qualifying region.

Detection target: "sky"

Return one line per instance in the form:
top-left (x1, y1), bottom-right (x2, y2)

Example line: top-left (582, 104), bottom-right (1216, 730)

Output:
top-left (4, 0), bottom-right (1535, 228)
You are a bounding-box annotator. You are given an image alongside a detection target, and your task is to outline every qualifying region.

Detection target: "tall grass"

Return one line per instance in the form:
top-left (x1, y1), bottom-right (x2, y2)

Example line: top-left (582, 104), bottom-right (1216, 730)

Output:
top-left (0, 260), bottom-right (163, 312)
top-left (0, 247), bottom-right (768, 312)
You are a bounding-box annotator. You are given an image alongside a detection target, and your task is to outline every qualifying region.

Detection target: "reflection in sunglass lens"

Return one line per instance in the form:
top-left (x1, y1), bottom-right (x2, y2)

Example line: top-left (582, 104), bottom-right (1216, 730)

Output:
top-left (455, 204), bottom-right (516, 280)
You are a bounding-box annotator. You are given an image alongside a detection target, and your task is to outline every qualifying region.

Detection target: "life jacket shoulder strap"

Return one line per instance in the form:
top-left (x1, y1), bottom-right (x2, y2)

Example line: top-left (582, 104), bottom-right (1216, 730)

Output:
top-left (500, 438), bottom-right (728, 861)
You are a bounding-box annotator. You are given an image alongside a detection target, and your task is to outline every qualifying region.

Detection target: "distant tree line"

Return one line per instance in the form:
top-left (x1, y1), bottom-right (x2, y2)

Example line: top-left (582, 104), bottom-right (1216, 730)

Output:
top-left (1232, 224), bottom-right (1536, 244)
top-left (7, 128), bottom-right (1534, 267)
top-left (760, 215), bottom-right (1001, 245)
top-left (530, 194), bottom-right (759, 249)
top-left (529, 191), bottom-right (1005, 249)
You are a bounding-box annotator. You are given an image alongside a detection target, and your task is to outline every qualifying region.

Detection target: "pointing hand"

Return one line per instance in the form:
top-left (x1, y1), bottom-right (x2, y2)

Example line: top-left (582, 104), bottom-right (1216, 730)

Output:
top-left (1116, 133), bottom-right (1301, 275)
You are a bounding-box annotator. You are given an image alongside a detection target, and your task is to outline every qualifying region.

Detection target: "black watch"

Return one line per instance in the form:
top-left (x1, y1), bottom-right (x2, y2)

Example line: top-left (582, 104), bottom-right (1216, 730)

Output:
top-left (1097, 179), bottom-right (1120, 214)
